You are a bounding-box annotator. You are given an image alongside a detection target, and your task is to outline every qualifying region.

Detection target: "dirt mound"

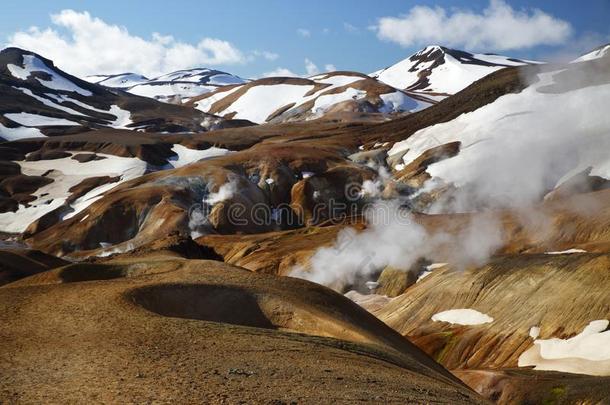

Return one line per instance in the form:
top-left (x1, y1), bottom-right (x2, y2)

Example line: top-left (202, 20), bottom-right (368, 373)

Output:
top-left (0, 247), bottom-right (68, 285)
top-left (0, 258), bottom-right (482, 403)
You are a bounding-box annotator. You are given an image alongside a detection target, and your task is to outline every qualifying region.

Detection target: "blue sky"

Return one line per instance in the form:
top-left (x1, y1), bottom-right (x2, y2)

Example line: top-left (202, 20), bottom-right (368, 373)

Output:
top-left (1, 0), bottom-right (609, 78)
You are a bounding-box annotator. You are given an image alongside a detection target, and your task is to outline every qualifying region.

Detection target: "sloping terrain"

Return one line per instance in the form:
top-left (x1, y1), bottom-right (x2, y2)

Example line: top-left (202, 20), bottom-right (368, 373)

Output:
top-left (0, 246), bottom-right (67, 285)
top-left (0, 129), bottom-right (237, 236)
top-left (2, 44), bottom-right (610, 404)
top-left (87, 68), bottom-right (247, 103)
top-left (0, 48), bottom-right (242, 141)
top-left (387, 53), bottom-right (610, 210)
top-left (188, 72), bottom-right (429, 123)
top-left (573, 43), bottom-right (610, 62)
top-left (0, 257), bottom-right (483, 403)
top-left (8, 57), bottom-right (606, 259)
top-left (370, 45), bottom-right (536, 100)
top-left (455, 369), bottom-right (610, 404)
top-left (370, 252), bottom-right (610, 370)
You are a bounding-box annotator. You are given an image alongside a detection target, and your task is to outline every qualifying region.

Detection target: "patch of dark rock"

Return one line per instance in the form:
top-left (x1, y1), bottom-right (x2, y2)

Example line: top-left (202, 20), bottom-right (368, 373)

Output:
top-left (67, 175), bottom-right (120, 204)
top-left (0, 248), bottom-right (68, 286)
top-left (0, 147), bottom-right (25, 161)
top-left (58, 263), bottom-right (129, 283)
top-left (11, 193), bottom-right (37, 205)
top-left (0, 175), bottom-right (53, 196)
top-left (23, 204), bottom-right (73, 238)
top-left (0, 197), bottom-right (18, 213)
top-left (71, 153), bottom-right (106, 163)
top-left (0, 161), bottom-right (21, 179)
top-left (25, 150), bottom-right (70, 161)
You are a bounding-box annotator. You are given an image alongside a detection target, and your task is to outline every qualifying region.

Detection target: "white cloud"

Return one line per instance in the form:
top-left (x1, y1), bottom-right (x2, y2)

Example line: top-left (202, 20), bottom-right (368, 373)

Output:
top-left (261, 59), bottom-right (335, 78)
top-left (343, 22), bottom-right (358, 33)
top-left (542, 32), bottom-right (610, 62)
top-left (252, 50), bottom-right (279, 61)
top-left (5, 9), bottom-right (258, 77)
top-left (374, 0), bottom-right (573, 51)
top-left (260, 67), bottom-right (298, 78)
top-left (304, 58), bottom-right (318, 76)
top-left (297, 28), bottom-right (311, 38)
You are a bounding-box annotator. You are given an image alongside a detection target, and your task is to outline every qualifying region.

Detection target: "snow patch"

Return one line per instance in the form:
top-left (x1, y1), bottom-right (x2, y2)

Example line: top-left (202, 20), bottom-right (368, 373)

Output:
top-left (10, 54), bottom-right (92, 96)
top-left (0, 123), bottom-right (45, 141)
top-left (168, 144), bottom-right (231, 168)
top-left (219, 84), bottom-right (315, 123)
top-left (529, 326), bottom-right (541, 339)
top-left (432, 309), bottom-right (494, 325)
top-left (4, 112), bottom-right (80, 127)
top-left (545, 248), bottom-right (587, 255)
top-left (519, 320), bottom-right (610, 376)
top-left (417, 262), bottom-right (448, 282)
top-left (0, 153), bottom-right (148, 232)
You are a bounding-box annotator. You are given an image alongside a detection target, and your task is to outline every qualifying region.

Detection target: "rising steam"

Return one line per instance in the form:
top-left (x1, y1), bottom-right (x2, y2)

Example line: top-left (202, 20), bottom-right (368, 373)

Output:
top-left (291, 57), bottom-right (610, 289)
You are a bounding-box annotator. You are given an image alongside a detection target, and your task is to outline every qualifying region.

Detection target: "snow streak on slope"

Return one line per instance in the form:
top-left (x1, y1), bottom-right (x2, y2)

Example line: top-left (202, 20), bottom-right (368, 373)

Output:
top-left (8, 54), bottom-right (93, 96)
top-left (572, 44), bottom-right (610, 63)
top-left (85, 73), bottom-right (150, 88)
top-left (168, 144), bottom-right (231, 168)
top-left (431, 309), bottom-right (494, 325)
top-left (0, 153), bottom-right (148, 233)
top-left (4, 113), bottom-right (80, 127)
top-left (0, 123), bottom-right (45, 141)
top-left (0, 143), bottom-right (234, 233)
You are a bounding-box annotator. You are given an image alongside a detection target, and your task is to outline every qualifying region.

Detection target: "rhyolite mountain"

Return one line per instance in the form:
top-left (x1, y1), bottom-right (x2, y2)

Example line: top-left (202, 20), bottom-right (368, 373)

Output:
top-left (87, 68), bottom-right (247, 103)
top-left (371, 45), bottom-right (539, 100)
top-left (1, 43), bottom-right (610, 404)
top-left (0, 47), bottom-right (250, 141)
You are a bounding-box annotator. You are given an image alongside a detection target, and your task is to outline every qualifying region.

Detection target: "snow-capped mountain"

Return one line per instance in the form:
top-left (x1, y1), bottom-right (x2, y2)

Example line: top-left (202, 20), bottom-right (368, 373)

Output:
top-left (87, 68), bottom-right (247, 103)
top-left (188, 71), bottom-right (430, 124)
top-left (0, 48), bottom-right (239, 141)
top-left (572, 43), bottom-right (610, 62)
top-left (86, 73), bottom-right (149, 88)
top-left (371, 45), bottom-right (538, 99)
top-left (387, 53), bottom-right (610, 208)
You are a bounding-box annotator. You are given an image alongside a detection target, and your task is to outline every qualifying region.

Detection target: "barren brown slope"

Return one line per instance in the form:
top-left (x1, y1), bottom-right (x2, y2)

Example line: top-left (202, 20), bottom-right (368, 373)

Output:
top-left (0, 258), bottom-right (483, 404)
top-left (370, 252), bottom-right (610, 371)
top-left (455, 369), bottom-right (610, 404)
top-left (0, 247), bottom-right (68, 285)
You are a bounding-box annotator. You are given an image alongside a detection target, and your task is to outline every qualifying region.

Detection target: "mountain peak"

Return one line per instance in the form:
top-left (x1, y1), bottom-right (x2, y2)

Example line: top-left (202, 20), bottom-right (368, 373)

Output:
top-left (0, 47), bottom-right (54, 69)
top-left (371, 45), bottom-right (535, 96)
top-left (573, 43), bottom-right (610, 63)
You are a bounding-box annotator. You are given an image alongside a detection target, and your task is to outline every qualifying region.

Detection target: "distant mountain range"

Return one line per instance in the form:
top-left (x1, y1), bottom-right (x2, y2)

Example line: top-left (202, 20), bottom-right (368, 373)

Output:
top-left (82, 45), bottom-right (541, 123)
top-left (4, 43), bottom-right (608, 140)
top-left (86, 68), bottom-right (247, 103)
top-left (0, 48), bottom-right (250, 141)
